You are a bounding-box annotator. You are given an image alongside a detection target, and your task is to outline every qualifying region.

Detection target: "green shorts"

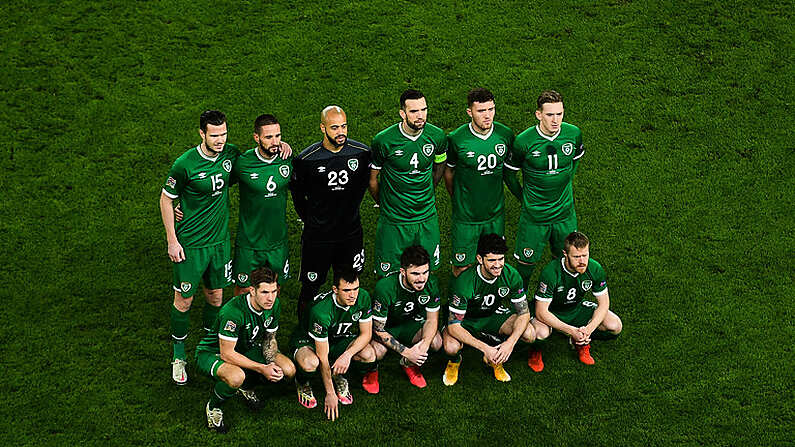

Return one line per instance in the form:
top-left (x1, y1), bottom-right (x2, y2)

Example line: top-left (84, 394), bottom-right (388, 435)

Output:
top-left (232, 243), bottom-right (290, 286)
top-left (374, 214), bottom-right (441, 278)
top-left (513, 211), bottom-right (577, 264)
top-left (172, 241), bottom-right (232, 298)
top-left (196, 346), bottom-right (264, 378)
top-left (451, 214), bottom-right (505, 267)
top-left (460, 306), bottom-right (514, 341)
top-left (290, 331), bottom-right (356, 363)
top-left (552, 301), bottom-right (598, 328)
top-left (385, 320), bottom-right (424, 346)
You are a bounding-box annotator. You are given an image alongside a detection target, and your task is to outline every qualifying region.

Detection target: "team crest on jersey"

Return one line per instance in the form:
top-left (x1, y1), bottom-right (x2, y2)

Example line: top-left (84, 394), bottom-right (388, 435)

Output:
top-left (307, 272), bottom-right (318, 282)
top-left (180, 282), bottom-right (192, 293)
top-left (166, 176), bottom-right (176, 189)
top-left (455, 253), bottom-right (466, 263)
top-left (418, 295), bottom-right (430, 305)
top-left (581, 280), bottom-right (593, 291)
top-left (380, 262), bottom-right (391, 272)
top-left (523, 248), bottom-right (534, 258)
top-left (279, 165), bottom-right (290, 178)
top-left (561, 143), bottom-right (574, 156)
top-left (495, 144), bottom-right (506, 156)
top-left (348, 159), bottom-right (359, 171)
top-left (223, 159), bottom-right (233, 172)
top-left (238, 273), bottom-right (248, 284)
top-left (351, 311), bottom-right (362, 321)
top-left (422, 144), bottom-right (434, 157)
top-left (498, 287), bottom-right (509, 298)
top-left (223, 320), bottom-right (237, 332)
top-left (264, 316), bottom-right (273, 327)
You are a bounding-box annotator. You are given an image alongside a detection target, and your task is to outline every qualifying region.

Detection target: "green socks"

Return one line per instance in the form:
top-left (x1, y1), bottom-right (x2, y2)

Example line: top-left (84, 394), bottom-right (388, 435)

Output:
top-left (296, 368), bottom-right (317, 384)
top-left (515, 262), bottom-right (536, 290)
top-left (170, 305), bottom-right (190, 361)
top-left (592, 330), bottom-right (619, 341)
top-left (203, 304), bottom-right (221, 332)
top-left (446, 353), bottom-right (462, 364)
top-left (209, 380), bottom-right (238, 409)
top-left (353, 360), bottom-right (378, 374)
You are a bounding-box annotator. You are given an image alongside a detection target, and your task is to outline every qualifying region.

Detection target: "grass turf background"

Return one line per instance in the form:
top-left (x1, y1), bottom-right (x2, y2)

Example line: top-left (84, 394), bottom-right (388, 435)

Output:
top-left (2, 0), bottom-right (793, 445)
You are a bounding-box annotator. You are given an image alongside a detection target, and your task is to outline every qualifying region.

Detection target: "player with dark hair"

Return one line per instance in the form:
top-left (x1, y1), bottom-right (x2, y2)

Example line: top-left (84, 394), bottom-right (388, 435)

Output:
top-left (444, 88), bottom-right (515, 277)
top-left (230, 114), bottom-right (294, 295)
top-left (369, 246), bottom-right (442, 389)
top-left (290, 267), bottom-right (376, 421)
top-left (290, 106), bottom-right (370, 321)
top-left (442, 233), bottom-right (535, 385)
top-left (370, 89), bottom-right (448, 278)
top-left (530, 232), bottom-right (622, 370)
top-left (195, 266), bottom-right (296, 433)
top-left (504, 90), bottom-right (585, 289)
top-left (160, 110), bottom-right (238, 386)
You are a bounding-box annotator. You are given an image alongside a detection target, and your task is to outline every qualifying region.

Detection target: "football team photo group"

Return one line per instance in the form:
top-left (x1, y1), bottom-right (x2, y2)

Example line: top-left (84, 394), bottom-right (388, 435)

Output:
top-left (160, 88), bottom-right (623, 432)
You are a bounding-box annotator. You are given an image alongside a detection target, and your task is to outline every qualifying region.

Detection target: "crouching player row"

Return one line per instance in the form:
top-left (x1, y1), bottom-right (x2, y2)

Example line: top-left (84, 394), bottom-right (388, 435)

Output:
top-left (195, 267), bottom-right (295, 433)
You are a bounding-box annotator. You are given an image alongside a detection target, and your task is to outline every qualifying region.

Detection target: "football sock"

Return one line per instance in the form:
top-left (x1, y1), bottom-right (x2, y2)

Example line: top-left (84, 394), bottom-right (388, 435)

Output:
top-left (209, 380), bottom-right (237, 409)
top-left (592, 330), bottom-right (619, 340)
top-left (203, 304), bottom-right (221, 332)
top-left (296, 368), bottom-right (317, 384)
top-left (170, 305), bottom-right (190, 360)
top-left (515, 262), bottom-right (536, 289)
top-left (446, 353), bottom-right (462, 364)
top-left (353, 360), bottom-right (378, 374)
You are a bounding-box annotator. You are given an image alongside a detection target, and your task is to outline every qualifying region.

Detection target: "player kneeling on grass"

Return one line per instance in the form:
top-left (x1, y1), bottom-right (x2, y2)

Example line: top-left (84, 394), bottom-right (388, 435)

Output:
top-left (370, 246), bottom-right (443, 389)
top-left (290, 267), bottom-right (376, 421)
top-left (195, 266), bottom-right (296, 433)
top-left (442, 234), bottom-right (535, 385)
top-left (530, 231), bottom-right (622, 369)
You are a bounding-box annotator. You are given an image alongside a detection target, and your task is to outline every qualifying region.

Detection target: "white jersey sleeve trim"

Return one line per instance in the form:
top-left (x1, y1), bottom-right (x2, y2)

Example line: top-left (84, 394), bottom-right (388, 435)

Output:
top-left (309, 333), bottom-right (328, 342)
top-left (446, 161), bottom-right (456, 168)
top-left (371, 315), bottom-right (388, 322)
top-left (266, 326), bottom-right (279, 333)
top-left (573, 149), bottom-right (585, 160)
top-left (534, 295), bottom-right (552, 302)
top-left (504, 162), bottom-right (520, 171)
top-left (426, 306), bottom-right (441, 313)
top-left (448, 306), bottom-right (467, 316)
top-left (511, 295), bottom-right (527, 303)
top-left (592, 287), bottom-right (608, 296)
top-left (369, 163), bottom-right (382, 170)
top-left (162, 189), bottom-right (178, 199)
top-left (218, 334), bottom-right (238, 342)
top-left (359, 316), bottom-right (372, 323)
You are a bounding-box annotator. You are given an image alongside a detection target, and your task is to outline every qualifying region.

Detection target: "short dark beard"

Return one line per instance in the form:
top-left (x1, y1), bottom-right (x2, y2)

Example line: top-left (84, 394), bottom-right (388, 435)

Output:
top-left (259, 141), bottom-right (280, 157)
top-left (325, 131), bottom-right (346, 148)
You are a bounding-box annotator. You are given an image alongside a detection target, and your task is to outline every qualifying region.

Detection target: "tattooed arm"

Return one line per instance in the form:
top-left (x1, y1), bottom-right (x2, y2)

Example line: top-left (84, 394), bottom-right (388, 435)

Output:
top-left (373, 318), bottom-right (428, 365)
top-left (262, 331), bottom-right (278, 364)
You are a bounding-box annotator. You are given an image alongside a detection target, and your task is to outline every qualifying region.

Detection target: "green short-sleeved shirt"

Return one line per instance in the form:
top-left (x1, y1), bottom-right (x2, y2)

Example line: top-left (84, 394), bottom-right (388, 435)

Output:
top-left (231, 148), bottom-right (292, 249)
top-left (162, 144), bottom-right (239, 248)
top-left (505, 123), bottom-right (583, 224)
top-left (371, 273), bottom-right (441, 328)
top-left (534, 257), bottom-right (608, 315)
top-left (446, 122), bottom-right (514, 223)
top-left (305, 289), bottom-right (372, 343)
top-left (195, 293), bottom-right (280, 355)
top-left (449, 264), bottom-right (527, 320)
top-left (371, 123), bottom-right (448, 223)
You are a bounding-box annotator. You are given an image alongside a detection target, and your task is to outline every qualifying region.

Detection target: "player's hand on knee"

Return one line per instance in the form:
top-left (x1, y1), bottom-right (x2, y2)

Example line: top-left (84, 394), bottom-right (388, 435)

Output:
top-left (484, 346), bottom-right (500, 364)
top-left (168, 241), bottom-right (185, 263)
top-left (332, 355), bottom-right (351, 375)
top-left (404, 346), bottom-right (427, 366)
top-left (261, 363), bottom-right (284, 382)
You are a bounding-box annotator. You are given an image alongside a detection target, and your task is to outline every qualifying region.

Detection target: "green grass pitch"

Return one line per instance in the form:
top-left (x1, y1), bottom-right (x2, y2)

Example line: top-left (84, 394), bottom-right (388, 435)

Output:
top-left (2, 0), bottom-right (793, 445)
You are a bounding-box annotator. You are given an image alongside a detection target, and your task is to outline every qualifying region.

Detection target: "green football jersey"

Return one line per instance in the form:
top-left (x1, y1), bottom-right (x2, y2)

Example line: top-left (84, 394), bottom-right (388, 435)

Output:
top-left (195, 293), bottom-right (280, 355)
top-left (162, 144), bottom-right (239, 248)
top-left (306, 289), bottom-right (372, 343)
top-left (231, 148), bottom-right (292, 249)
top-left (371, 123), bottom-right (448, 223)
top-left (447, 121), bottom-right (514, 223)
top-left (534, 257), bottom-right (608, 314)
top-left (371, 273), bottom-right (441, 327)
top-left (506, 123), bottom-right (584, 224)
top-left (449, 264), bottom-right (527, 320)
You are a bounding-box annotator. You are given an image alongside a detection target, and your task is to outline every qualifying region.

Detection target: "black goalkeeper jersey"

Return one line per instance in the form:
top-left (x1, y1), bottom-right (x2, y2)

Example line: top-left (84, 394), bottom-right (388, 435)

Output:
top-left (290, 139), bottom-right (371, 241)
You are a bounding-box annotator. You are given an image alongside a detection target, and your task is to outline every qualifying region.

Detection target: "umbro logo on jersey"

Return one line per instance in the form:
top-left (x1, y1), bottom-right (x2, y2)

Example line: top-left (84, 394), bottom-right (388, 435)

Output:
top-left (581, 280), bottom-right (593, 291)
top-left (394, 150), bottom-right (404, 156)
top-left (466, 152), bottom-right (475, 158)
top-left (198, 172), bottom-right (207, 179)
top-left (223, 159), bottom-right (233, 172)
top-left (279, 165), bottom-right (290, 178)
top-left (531, 150), bottom-right (541, 157)
top-left (498, 287), bottom-right (509, 297)
top-left (307, 272), bottom-right (318, 282)
top-left (250, 173), bottom-right (259, 180)
top-left (317, 167), bottom-right (326, 173)
top-left (348, 159), bottom-right (359, 171)
top-left (495, 144), bottom-right (506, 156)
top-left (422, 144), bottom-right (434, 157)
top-left (561, 143), bottom-right (574, 156)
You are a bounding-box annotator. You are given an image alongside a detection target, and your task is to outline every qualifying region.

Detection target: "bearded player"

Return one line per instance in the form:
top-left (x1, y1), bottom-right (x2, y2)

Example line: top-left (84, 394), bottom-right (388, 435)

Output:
top-left (530, 232), bottom-right (622, 370)
top-left (369, 246), bottom-right (442, 389)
